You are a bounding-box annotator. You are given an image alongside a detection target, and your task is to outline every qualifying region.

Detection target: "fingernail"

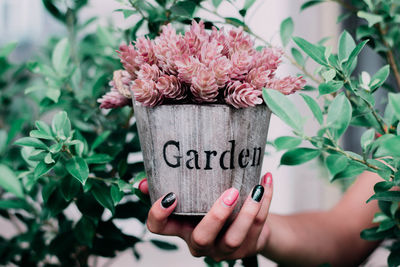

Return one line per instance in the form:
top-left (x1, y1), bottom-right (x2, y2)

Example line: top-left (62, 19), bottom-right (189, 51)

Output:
top-left (161, 192), bottom-right (176, 208)
top-left (262, 172), bottom-right (273, 187)
top-left (251, 185), bottom-right (264, 202)
top-left (138, 179), bottom-right (146, 190)
top-left (222, 188), bottom-right (239, 207)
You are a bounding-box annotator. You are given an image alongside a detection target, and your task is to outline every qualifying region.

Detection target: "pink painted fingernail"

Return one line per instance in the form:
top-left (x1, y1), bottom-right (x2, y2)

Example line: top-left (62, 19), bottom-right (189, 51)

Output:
top-left (262, 173), bottom-right (273, 187)
top-left (138, 178), bottom-right (146, 190)
top-left (222, 188), bottom-right (239, 206)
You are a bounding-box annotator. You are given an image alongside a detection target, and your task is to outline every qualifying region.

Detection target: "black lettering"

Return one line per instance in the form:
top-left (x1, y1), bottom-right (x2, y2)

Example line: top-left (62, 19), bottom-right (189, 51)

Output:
top-left (163, 140), bottom-right (182, 168)
top-left (204, 150), bottom-right (217, 170)
top-left (251, 147), bottom-right (262, 166)
top-left (238, 149), bottom-right (250, 168)
top-left (186, 150), bottom-right (200, 169)
top-left (220, 140), bottom-right (235, 170)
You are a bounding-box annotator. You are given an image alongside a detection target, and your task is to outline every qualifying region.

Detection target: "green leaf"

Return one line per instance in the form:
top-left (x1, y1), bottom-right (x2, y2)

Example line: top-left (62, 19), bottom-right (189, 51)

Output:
top-left (0, 42), bottom-right (17, 57)
top-left (34, 121), bottom-right (54, 140)
top-left (0, 130), bottom-right (6, 155)
top-left (61, 176), bottom-right (81, 201)
top-left (34, 161), bottom-right (55, 179)
top-left (0, 199), bottom-right (30, 211)
top-left (52, 38), bottom-right (70, 74)
top-left (150, 239), bottom-right (178, 250)
top-left (91, 130), bottom-right (111, 151)
top-left (388, 93), bottom-right (400, 121)
top-left (225, 17), bottom-right (246, 27)
top-left (14, 137), bottom-right (48, 150)
top-left (326, 93), bottom-right (352, 140)
top-left (300, 93), bottom-right (323, 124)
top-left (280, 148), bottom-right (321, 165)
top-left (170, 1), bottom-right (196, 17)
top-left (291, 47), bottom-right (305, 66)
top-left (52, 111), bottom-right (71, 140)
top-left (243, 0), bottom-right (256, 10)
top-left (338, 31), bottom-right (355, 63)
top-left (388, 249), bottom-right (400, 267)
top-left (318, 81), bottom-right (343, 95)
top-left (44, 153), bottom-right (55, 164)
top-left (381, 136), bottom-right (400, 157)
top-left (66, 157), bottom-right (89, 185)
top-left (46, 88), bottom-right (61, 103)
top-left (360, 128), bottom-right (375, 151)
top-left (300, 0), bottom-right (325, 11)
top-left (325, 154), bottom-right (348, 175)
top-left (91, 184), bottom-right (115, 214)
top-left (293, 36), bottom-right (327, 66)
top-left (361, 227), bottom-right (392, 241)
top-left (74, 216), bottom-right (96, 247)
top-left (111, 184), bottom-right (124, 205)
top-left (332, 161), bottom-right (366, 181)
top-left (85, 154), bottom-right (113, 164)
top-left (262, 89), bottom-right (303, 133)
top-left (6, 119), bottom-right (25, 145)
top-left (274, 136), bottom-right (302, 151)
top-left (321, 69), bottom-right (336, 82)
top-left (0, 164), bottom-right (24, 198)
top-left (212, 0), bottom-right (222, 8)
top-left (374, 181), bottom-right (393, 193)
top-left (280, 17), bottom-right (294, 47)
top-left (370, 65), bottom-right (390, 91)
top-left (96, 26), bottom-right (115, 46)
top-left (367, 191), bottom-right (400, 203)
top-left (343, 40), bottom-right (368, 74)
top-left (357, 11), bottom-right (383, 27)
top-left (121, 9), bottom-right (137, 19)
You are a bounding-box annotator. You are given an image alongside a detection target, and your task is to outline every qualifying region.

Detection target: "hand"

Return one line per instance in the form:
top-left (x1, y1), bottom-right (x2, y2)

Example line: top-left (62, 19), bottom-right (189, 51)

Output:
top-left (138, 173), bottom-right (273, 261)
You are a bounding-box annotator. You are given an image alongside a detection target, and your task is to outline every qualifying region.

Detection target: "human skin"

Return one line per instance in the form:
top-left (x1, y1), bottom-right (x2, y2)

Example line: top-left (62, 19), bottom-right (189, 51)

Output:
top-left (138, 171), bottom-right (382, 267)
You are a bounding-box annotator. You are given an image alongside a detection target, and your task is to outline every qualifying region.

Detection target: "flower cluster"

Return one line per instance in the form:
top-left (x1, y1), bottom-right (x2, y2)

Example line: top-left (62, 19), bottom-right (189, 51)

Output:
top-left (98, 21), bottom-right (305, 109)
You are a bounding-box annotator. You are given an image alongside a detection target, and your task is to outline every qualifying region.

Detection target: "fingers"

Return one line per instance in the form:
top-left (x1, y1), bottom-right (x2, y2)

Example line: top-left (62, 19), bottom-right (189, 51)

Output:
top-left (220, 184), bottom-right (265, 252)
top-left (246, 172), bottom-right (274, 250)
top-left (190, 188), bottom-right (239, 252)
top-left (147, 192), bottom-right (178, 234)
top-left (138, 178), bottom-right (149, 194)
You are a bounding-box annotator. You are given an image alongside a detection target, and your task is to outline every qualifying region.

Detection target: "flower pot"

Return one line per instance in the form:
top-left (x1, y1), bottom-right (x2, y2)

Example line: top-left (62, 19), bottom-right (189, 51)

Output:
top-left (133, 103), bottom-right (271, 215)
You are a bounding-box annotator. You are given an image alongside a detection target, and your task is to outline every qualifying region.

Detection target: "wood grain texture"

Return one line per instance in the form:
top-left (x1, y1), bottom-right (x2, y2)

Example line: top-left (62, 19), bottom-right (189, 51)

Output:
top-left (133, 103), bottom-right (271, 215)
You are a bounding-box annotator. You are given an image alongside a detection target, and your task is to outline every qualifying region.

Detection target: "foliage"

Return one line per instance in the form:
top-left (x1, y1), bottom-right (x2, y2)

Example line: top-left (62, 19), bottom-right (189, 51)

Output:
top-left (2, 0), bottom-right (400, 266)
top-left (262, 1), bottom-right (400, 266)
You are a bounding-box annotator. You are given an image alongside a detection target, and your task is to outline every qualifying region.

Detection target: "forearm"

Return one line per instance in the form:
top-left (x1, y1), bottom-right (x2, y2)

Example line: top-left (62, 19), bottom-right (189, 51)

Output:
top-left (260, 212), bottom-right (379, 267)
top-left (259, 172), bottom-right (382, 267)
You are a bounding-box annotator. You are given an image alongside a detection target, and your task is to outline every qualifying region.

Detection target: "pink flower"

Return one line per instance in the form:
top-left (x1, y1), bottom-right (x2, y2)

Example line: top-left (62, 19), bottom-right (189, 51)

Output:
top-left (184, 20), bottom-right (209, 56)
top-left (209, 56), bottom-right (232, 88)
top-left (199, 40), bottom-right (223, 66)
top-left (98, 88), bottom-right (131, 109)
top-left (254, 48), bottom-right (283, 73)
top-left (135, 37), bottom-right (157, 65)
top-left (117, 44), bottom-right (140, 78)
top-left (136, 64), bottom-right (161, 81)
top-left (210, 26), bottom-right (229, 56)
top-left (153, 24), bottom-right (183, 74)
top-left (175, 55), bottom-right (202, 84)
top-left (156, 75), bottom-right (186, 100)
top-left (225, 81), bottom-right (263, 109)
top-left (246, 66), bottom-right (272, 90)
top-left (266, 76), bottom-right (306, 95)
top-left (230, 51), bottom-right (254, 80)
top-left (131, 79), bottom-right (162, 107)
top-left (98, 70), bottom-right (132, 109)
top-left (190, 66), bottom-right (219, 103)
top-left (227, 27), bottom-right (255, 55)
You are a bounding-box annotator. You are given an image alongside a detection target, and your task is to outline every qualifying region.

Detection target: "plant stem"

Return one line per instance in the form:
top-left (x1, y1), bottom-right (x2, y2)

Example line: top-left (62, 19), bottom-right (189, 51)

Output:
top-left (378, 25), bottom-right (400, 91)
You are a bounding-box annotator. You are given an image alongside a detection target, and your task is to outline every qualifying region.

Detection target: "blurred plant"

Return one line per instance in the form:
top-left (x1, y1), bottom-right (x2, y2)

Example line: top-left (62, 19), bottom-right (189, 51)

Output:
top-left (262, 1), bottom-right (400, 266)
top-left (2, 0), bottom-right (399, 266)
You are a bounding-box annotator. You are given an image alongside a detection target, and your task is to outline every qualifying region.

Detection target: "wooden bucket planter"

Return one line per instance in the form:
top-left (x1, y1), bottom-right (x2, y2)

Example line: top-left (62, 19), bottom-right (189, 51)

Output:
top-left (133, 103), bottom-right (271, 215)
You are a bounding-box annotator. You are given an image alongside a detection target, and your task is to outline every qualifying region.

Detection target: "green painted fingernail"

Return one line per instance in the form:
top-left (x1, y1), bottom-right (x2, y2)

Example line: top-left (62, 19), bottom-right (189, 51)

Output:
top-left (251, 185), bottom-right (264, 202)
top-left (161, 192), bottom-right (176, 208)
